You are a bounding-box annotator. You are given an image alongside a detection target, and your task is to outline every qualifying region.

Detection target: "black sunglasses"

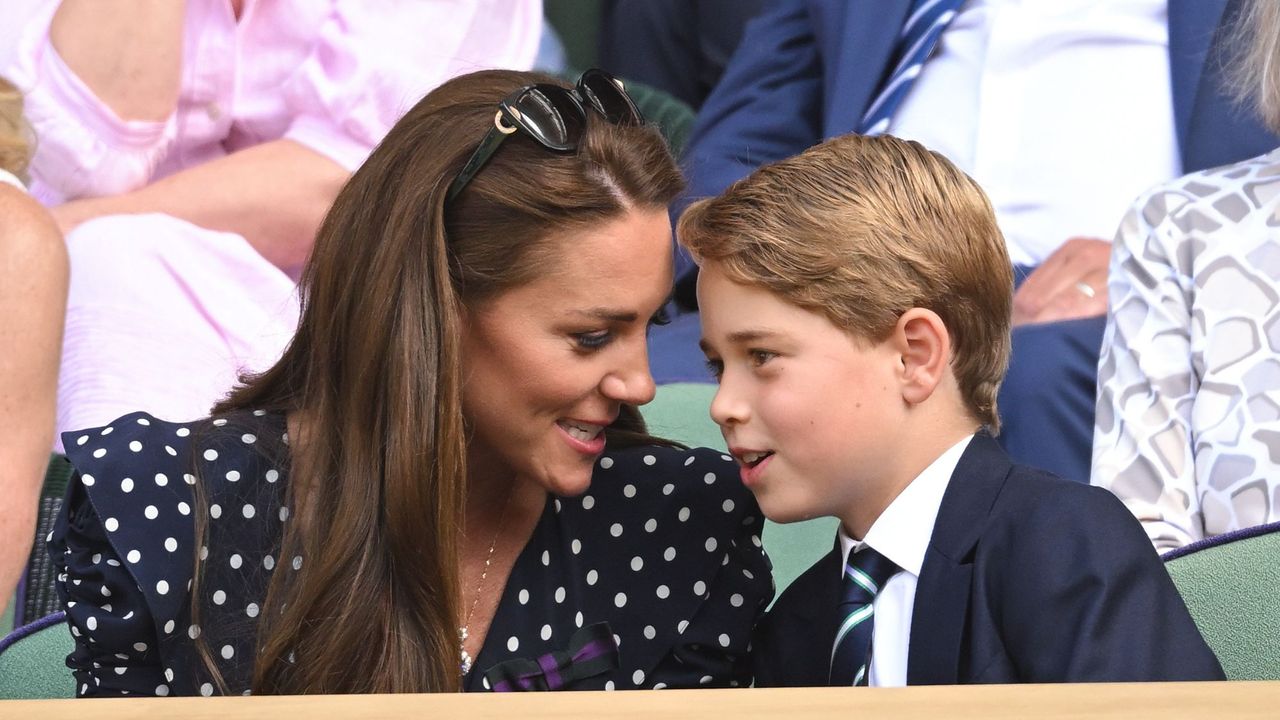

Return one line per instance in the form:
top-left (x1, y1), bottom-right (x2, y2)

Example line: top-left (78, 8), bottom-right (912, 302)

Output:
top-left (446, 69), bottom-right (644, 203)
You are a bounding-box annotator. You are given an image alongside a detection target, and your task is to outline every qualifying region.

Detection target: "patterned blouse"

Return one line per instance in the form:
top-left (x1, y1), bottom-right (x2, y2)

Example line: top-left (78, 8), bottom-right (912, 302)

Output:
top-left (49, 410), bottom-right (773, 696)
top-left (1093, 148), bottom-right (1280, 551)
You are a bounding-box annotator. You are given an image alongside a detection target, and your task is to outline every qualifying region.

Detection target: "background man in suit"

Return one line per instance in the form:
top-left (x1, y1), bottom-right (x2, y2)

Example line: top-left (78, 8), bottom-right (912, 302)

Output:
top-left (683, 132), bottom-right (1221, 686)
top-left (664, 0), bottom-right (1279, 482)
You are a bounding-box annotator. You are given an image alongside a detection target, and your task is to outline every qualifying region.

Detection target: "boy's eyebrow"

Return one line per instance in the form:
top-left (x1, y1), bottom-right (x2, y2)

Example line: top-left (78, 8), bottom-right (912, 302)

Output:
top-left (700, 328), bottom-right (784, 354)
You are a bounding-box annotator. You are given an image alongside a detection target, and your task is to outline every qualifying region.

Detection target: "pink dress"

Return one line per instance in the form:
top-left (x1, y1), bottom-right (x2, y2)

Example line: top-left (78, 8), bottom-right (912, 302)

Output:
top-left (5, 0), bottom-right (542, 449)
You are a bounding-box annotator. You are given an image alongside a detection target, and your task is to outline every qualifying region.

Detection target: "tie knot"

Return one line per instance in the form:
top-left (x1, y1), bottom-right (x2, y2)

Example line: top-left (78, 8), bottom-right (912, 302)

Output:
top-left (842, 547), bottom-right (898, 604)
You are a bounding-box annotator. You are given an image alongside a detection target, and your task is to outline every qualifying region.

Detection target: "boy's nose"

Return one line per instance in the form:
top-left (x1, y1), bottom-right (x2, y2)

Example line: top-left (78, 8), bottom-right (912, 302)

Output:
top-left (709, 381), bottom-right (748, 427)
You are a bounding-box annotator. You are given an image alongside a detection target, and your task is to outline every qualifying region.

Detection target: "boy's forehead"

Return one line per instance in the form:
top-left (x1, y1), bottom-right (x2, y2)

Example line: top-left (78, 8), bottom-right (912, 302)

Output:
top-left (697, 263), bottom-right (831, 342)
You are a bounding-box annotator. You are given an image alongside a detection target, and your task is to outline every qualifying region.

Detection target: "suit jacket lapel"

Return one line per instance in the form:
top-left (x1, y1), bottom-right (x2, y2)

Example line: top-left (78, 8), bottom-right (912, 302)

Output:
top-left (774, 542), bottom-right (845, 685)
top-left (821, 0), bottom-right (913, 134)
top-left (1167, 0), bottom-right (1229, 164)
top-left (907, 433), bottom-right (1011, 684)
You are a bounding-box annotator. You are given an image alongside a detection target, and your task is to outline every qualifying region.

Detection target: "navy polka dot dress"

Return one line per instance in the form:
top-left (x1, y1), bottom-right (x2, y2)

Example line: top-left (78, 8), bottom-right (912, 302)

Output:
top-left (48, 410), bottom-right (774, 696)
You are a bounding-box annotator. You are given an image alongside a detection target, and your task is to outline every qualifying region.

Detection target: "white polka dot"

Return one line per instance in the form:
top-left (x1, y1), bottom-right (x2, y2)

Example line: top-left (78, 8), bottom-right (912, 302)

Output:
top-left (507, 636), bottom-right (519, 652)
top-left (178, 502), bottom-right (191, 516)
top-left (158, 538), bottom-right (176, 554)
top-left (719, 634), bottom-right (731, 648)
top-left (518, 589), bottom-right (529, 605)
top-left (554, 499), bottom-right (562, 513)
top-left (156, 580), bottom-right (169, 595)
top-left (230, 554), bottom-right (242, 569)
top-left (704, 472), bottom-right (717, 485)
top-left (144, 505), bottom-right (158, 520)
top-left (582, 495), bottom-right (595, 510)
top-left (614, 592), bottom-right (627, 608)
top-left (600, 456), bottom-right (614, 469)
top-left (120, 478), bottom-right (134, 493)
top-left (705, 537), bottom-right (718, 553)
top-left (266, 469), bottom-right (279, 483)
top-left (586, 569), bottom-right (598, 585)
top-left (126, 549), bottom-right (141, 563)
top-left (623, 484), bottom-right (636, 498)
top-left (610, 523), bottom-right (623, 537)
top-left (632, 669), bottom-right (645, 685)
top-left (221, 645), bottom-right (234, 660)
top-left (292, 555), bottom-right (303, 570)
top-left (664, 547), bottom-right (676, 562)
top-left (263, 555), bottom-right (275, 570)
top-left (86, 616), bottom-right (98, 631)
top-left (211, 590), bottom-right (227, 605)
top-left (684, 456), bottom-right (695, 466)
top-left (176, 427), bottom-right (191, 437)
top-left (133, 642), bottom-right (148, 653)
top-left (723, 499), bottom-right (735, 513)
top-left (644, 625), bottom-right (656, 640)
top-left (571, 539), bottom-right (582, 554)
top-left (678, 620), bottom-right (689, 634)
top-left (104, 517), bottom-right (119, 532)
top-left (101, 426), bottom-right (114, 435)
top-left (76, 435), bottom-right (88, 446)
top-left (188, 625), bottom-right (201, 639)
top-left (541, 550), bottom-right (550, 566)
top-left (101, 586), bottom-right (112, 598)
top-left (643, 454), bottom-right (656, 465)
top-left (541, 624), bottom-right (553, 641)
top-left (605, 681), bottom-right (615, 691)
top-left (204, 449), bottom-right (218, 461)
top-left (575, 612), bottom-right (584, 628)
top-left (279, 507), bottom-right (290, 522)
top-left (156, 684), bottom-right (170, 696)
top-left (656, 585), bottom-right (670, 599)
top-left (213, 418), bottom-right (227, 427)
top-left (92, 448), bottom-right (107, 458)
top-left (693, 580), bottom-right (707, 596)
top-left (210, 504), bottom-right (222, 519)
top-left (662, 483), bottom-right (674, 495)
top-left (253, 409), bottom-right (266, 417)
top-left (163, 620), bottom-right (175, 634)
top-left (241, 434), bottom-right (257, 444)
top-left (183, 474), bottom-right (195, 485)
top-left (555, 586), bottom-right (566, 603)
top-left (242, 504), bottom-right (255, 519)
top-left (201, 683), bottom-right (213, 697)
top-left (227, 471), bottom-right (241, 482)
top-left (644, 518), bottom-right (658, 533)
top-left (752, 534), bottom-right (762, 547)
top-left (721, 454), bottom-right (732, 461)
top-left (165, 446), bottom-right (177, 456)
top-left (154, 473), bottom-right (168, 487)
top-left (654, 682), bottom-right (668, 690)
top-left (630, 556), bottom-right (644, 571)
top-left (246, 603), bottom-right (260, 618)
top-left (730, 593), bottom-right (745, 608)
top-left (678, 507), bottom-right (691, 522)
top-left (700, 675), bottom-right (714, 685)
top-left (129, 440), bottom-right (142, 452)
top-left (199, 546), bottom-right (208, 560)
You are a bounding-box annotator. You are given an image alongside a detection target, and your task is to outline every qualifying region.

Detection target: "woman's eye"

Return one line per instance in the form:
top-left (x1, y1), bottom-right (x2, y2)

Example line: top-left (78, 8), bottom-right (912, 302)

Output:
top-left (648, 306), bottom-right (672, 328)
top-left (573, 331), bottom-right (613, 351)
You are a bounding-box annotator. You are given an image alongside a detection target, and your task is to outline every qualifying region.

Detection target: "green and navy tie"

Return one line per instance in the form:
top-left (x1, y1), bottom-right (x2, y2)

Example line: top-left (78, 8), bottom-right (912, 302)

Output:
top-left (829, 546), bottom-right (899, 686)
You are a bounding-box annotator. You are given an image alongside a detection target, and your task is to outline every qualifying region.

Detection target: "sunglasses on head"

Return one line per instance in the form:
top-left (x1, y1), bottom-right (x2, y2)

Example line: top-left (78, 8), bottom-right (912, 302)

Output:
top-left (446, 69), bottom-right (645, 203)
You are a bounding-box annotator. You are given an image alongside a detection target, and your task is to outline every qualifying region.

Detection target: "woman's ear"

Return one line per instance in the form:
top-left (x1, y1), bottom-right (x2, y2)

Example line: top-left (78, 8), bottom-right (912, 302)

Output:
top-left (893, 308), bottom-right (951, 405)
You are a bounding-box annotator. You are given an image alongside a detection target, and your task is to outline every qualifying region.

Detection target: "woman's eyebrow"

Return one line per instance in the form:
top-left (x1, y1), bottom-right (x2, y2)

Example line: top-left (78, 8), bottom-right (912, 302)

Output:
top-left (573, 307), bottom-right (639, 323)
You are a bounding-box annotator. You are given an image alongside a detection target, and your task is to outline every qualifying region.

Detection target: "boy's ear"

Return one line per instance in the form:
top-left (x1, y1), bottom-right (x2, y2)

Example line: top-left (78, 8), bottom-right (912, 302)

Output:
top-left (893, 308), bottom-right (951, 405)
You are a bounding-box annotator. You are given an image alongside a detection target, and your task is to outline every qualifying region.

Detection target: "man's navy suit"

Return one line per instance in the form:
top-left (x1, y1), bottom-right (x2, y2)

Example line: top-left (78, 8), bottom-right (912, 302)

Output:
top-left (753, 433), bottom-right (1224, 686)
top-left (658, 0), bottom-right (1280, 482)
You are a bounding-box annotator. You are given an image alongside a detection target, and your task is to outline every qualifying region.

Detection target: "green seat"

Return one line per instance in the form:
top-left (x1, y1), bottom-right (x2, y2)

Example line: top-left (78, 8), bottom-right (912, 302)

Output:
top-left (0, 612), bottom-right (74, 699)
top-left (1164, 522), bottom-right (1280, 680)
top-left (644, 383), bottom-right (836, 598)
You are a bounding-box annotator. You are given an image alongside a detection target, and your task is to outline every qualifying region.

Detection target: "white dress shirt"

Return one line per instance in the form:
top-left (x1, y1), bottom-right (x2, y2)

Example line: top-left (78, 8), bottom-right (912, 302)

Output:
top-left (889, 0), bottom-right (1177, 267)
top-left (837, 434), bottom-right (974, 687)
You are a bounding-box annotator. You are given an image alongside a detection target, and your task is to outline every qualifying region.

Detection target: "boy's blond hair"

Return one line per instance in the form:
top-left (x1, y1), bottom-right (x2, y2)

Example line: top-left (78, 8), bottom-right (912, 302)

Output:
top-left (679, 133), bottom-right (1013, 431)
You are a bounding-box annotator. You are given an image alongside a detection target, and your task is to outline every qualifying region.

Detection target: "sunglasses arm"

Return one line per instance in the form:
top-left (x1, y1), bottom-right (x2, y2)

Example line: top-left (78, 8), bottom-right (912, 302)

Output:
top-left (446, 111), bottom-right (519, 203)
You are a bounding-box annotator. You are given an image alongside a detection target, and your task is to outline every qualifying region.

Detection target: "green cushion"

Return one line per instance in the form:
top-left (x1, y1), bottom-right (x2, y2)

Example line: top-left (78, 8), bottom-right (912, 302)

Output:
top-left (643, 384), bottom-right (837, 597)
top-left (1165, 527), bottom-right (1280, 680)
top-left (0, 619), bottom-right (75, 699)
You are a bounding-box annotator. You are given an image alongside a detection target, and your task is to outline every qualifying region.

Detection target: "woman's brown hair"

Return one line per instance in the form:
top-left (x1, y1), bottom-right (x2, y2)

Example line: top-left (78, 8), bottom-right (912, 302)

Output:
top-left (194, 69), bottom-right (683, 694)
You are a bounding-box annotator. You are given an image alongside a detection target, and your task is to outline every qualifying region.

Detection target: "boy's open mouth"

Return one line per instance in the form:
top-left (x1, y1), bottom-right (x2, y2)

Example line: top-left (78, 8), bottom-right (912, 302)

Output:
top-left (738, 451), bottom-right (774, 468)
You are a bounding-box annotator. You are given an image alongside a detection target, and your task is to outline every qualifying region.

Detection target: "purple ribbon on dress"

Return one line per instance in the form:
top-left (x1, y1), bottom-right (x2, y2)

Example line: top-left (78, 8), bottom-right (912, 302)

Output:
top-left (485, 622), bottom-right (620, 691)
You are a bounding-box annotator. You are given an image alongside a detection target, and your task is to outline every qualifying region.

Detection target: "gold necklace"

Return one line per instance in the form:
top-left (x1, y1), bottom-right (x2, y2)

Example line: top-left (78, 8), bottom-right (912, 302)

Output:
top-left (459, 493), bottom-right (512, 676)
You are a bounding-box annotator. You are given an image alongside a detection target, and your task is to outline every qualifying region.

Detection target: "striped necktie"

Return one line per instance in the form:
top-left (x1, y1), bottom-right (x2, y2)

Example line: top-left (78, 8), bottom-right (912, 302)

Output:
top-left (829, 546), bottom-right (899, 686)
top-left (857, 0), bottom-right (965, 136)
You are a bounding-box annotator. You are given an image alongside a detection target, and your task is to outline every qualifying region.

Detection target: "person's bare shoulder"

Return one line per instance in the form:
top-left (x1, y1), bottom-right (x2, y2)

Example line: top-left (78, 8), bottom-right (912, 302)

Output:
top-left (0, 183), bottom-right (66, 267)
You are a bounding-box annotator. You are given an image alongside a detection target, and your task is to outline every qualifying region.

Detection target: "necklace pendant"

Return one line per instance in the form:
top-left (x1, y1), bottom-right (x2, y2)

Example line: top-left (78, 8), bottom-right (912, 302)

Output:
top-left (460, 627), bottom-right (473, 675)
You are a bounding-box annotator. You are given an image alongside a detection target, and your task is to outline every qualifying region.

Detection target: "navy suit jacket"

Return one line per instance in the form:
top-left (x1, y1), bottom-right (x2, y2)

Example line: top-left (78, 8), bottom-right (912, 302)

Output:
top-left (753, 433), bottom-right (1225, 685)
top-left (677, 0), bottom-right (1279, 289)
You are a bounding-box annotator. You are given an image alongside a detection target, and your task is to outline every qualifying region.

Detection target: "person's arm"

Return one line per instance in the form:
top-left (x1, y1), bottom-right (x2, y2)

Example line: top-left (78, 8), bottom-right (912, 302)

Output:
top-left (0, 186), bottom-right (67, 604)
top-left (1091, 192), bottom-right (1200, 551)
top-left (674, 0), bottom-right (825, 291)
top-left (50, 140), bottom-right (348, 272)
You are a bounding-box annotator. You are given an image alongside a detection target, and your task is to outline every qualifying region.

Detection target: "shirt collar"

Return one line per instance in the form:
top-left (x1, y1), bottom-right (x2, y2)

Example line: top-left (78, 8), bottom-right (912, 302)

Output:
top-left (838, 434), bottom-right (975, 579)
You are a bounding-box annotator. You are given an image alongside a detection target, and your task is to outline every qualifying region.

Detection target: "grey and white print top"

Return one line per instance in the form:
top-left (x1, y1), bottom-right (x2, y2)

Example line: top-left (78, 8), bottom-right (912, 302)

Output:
top-left (1093, 148), bottom-right (1280, 551)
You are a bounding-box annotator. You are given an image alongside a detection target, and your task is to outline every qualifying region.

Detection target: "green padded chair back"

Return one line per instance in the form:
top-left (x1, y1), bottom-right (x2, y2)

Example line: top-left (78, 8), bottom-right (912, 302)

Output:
top-left (1164, 522), bottom-right (1280, 680)
top-left (0, 612), bottom-right (74, 699)
top-left (15, 455), bottom-right (74, 628)
top-left (643, 383), bottom-right (837, 598)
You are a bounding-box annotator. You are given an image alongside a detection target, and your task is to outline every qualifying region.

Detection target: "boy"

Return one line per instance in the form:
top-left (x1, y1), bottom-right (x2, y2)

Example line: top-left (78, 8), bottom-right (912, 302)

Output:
top-left (678, 134), bottom-right (1223, 686)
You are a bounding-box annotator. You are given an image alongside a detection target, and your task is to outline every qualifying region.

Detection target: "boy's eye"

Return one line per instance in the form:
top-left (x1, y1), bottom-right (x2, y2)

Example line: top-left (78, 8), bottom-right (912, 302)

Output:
top-left (749, 349), bottom-right (777, 367)
top-left (573, 330), bottom-right (613, 351)
top-left (704, 357), bottom-right (724, 381)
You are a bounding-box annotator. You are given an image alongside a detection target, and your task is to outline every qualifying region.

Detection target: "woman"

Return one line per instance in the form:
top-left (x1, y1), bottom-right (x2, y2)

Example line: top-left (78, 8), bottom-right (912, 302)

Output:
top-left (0, 76), bottom-right (67, 605)
top-left (49, 69), bottom-right (771, 696)
top-left (1092, 0), bottom-right (1280, 550)
top-left (5, 0), bottom-right (541, 446)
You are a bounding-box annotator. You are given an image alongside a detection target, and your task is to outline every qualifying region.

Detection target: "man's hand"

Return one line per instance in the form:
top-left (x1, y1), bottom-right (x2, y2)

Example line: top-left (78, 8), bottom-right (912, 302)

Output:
top-left (1012, 237), bottom-right (1112, 326)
